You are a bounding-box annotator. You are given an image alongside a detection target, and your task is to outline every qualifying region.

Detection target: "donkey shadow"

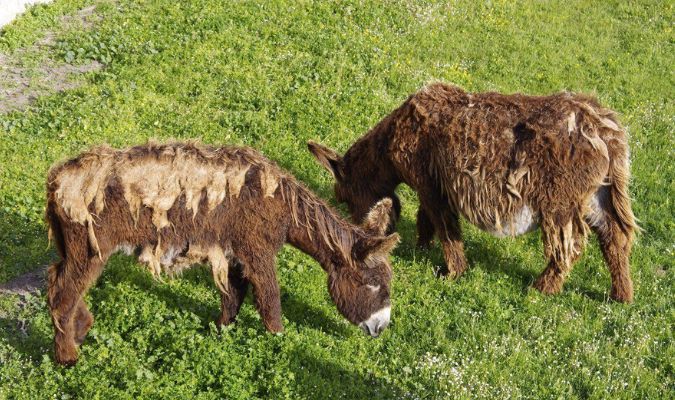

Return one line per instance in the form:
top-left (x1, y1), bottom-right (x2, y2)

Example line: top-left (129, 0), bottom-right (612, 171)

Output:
top-left (92, 256), bottom-right (349, 337)
top-left (289, 349), bottom-right (408, 400)
top-left (393, 213), bottom-right (608, 300)
top-left (0, 207), bottom-right (55, 364)
top-left (93, 260), bottom-right (220, 322)
top-left (393, 214), bottom-right (535, 285)
top-left (0, 300), bottom-right (53, 364)
top-left (280, 290), bottom-right (350, 336)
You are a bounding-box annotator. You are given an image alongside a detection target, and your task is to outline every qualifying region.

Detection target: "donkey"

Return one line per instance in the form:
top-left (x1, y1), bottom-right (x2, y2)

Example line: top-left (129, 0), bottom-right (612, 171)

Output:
top-left (308, 83), bottom-right (637, 302)
top-left (46, 141), bottom-right (399, 365)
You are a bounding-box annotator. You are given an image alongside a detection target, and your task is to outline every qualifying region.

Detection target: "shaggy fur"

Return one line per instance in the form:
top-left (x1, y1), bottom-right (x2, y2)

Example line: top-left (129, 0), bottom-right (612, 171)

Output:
top-left (309, 83), bottom-right (637, 302)
top-left (46, 141), bottom-right (399, 365)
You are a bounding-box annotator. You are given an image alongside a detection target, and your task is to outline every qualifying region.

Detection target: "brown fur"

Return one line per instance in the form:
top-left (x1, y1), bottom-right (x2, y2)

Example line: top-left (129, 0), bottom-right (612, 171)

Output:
top-left (46, 141), bottom-right (399, 365)
top-left (309, 83), bottom-right (637, 302)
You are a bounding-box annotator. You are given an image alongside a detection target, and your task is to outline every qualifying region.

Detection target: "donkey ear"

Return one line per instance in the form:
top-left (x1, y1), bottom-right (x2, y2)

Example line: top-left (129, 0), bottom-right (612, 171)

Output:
top-left (307, 140), bottom-right (344, 181)
top-left (353, 233), bottom-right (400, 261)
top-left (362, 198), bottom-right (394, 235)
top-left (371, 233), bottom-right (400, 256)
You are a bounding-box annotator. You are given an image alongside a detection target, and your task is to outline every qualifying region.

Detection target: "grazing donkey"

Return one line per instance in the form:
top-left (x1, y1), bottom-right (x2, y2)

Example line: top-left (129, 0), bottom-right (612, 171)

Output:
top-left (46, 142), bottom-right (399, 365)
top-left (308, 83), bottom-right (637, 302)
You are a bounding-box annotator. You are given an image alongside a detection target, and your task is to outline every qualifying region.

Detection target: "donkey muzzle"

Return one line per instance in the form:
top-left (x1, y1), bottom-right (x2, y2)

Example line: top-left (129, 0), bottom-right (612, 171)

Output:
top-left (359, 306), bottom-right (391, 338)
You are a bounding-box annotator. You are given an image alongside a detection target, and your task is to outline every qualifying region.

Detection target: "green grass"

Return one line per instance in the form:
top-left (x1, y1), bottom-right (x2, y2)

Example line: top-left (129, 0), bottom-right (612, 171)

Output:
top-left (0, 0), bottom-right (673, 398)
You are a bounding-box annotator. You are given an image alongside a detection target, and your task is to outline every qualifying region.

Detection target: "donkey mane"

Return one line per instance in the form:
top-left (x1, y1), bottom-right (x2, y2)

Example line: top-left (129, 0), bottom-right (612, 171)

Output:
top-left (280, 178), bottom-right (361, 263)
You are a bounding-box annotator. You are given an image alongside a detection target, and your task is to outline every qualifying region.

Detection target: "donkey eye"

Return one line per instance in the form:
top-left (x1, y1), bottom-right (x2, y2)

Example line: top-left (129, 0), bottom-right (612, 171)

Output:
top-left (365, 284), bottom-right (380, 293)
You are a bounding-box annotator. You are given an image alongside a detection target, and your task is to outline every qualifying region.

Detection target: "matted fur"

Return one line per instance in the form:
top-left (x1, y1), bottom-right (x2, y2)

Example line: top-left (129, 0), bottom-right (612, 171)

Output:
top-left (49, 142), bottom-right (355, 279)
top-left (309, 83), bottom-right (637, 303)
top-left (46, 141), bottom-right (398, 365)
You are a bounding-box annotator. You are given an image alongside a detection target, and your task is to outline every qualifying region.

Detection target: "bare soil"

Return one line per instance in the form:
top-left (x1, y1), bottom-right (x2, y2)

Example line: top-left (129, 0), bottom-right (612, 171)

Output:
top-left (0, 5), bottom-right (103, 114)
top-left (0, 266), bottom-right (45, 295)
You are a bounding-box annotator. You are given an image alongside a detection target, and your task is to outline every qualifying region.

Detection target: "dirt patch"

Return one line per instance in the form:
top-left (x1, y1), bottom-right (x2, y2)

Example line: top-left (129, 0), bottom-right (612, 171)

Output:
top-left (60, 5), bottom-right (99, 30)
top-left (0, 266), bottom-right (46, 296)
top-left (0, 267), bottom-right (46, 339)
top-left (0, 5), bottom-right (104, 114)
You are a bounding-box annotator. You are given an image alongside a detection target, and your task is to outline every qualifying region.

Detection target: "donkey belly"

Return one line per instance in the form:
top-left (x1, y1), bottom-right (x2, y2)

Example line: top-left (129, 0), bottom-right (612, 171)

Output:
top-left (450, 181), bottom-right (539, 238)
top-left (456, 204), bottom-right (539, 238)
top-left (485, 205), bottom-right (539, 238)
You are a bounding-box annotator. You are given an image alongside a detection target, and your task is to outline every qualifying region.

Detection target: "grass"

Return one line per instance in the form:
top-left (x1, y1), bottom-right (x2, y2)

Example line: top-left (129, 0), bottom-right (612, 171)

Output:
top-left (0, 0), bottom-right (673, 398)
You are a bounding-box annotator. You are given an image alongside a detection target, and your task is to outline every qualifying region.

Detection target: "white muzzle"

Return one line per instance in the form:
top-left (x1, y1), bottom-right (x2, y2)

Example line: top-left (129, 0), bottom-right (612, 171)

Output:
top-left (359, 306), bottom-right (391, 337)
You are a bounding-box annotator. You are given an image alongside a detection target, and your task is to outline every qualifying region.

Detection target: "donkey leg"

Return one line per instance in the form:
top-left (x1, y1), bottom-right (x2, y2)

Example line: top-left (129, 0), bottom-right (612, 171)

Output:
top-left (239, 254), bottom-right (283, 333)
top-left (416, 206), bottom-right (435, 249)
top-left (217, 260), bottom-right (250, 327)
top-left (48, 257), bottom-right (105, 366)
top-left (533, 257), bottom-right (581, 295)
top-left (594, 223), bottom-right (633, 302)
top-left (48, 261), bottom-right (79, 366)
top-left (418, 194), bottom-right (467, 278)
top-left (73, 299), bottom-right (94, 346)
top-left (250, 274), bottom-right (282, 332)
top-left (438, 213), bottom-right (468, 279)
top-left (533, 217), bottom-right (585, 295)
top-left (587, 188), bottom-right (634, 302)
top-left (425, 207), bottom-right (466, 278)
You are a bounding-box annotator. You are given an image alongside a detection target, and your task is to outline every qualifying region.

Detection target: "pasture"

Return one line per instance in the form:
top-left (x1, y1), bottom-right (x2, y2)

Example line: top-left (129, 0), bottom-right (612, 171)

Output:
top-left (0, 0), bottom-right (672, 398)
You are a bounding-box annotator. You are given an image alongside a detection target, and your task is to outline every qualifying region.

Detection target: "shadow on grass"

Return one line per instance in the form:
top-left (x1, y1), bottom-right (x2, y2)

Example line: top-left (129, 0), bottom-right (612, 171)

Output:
top-left (289, 349), bottom-right (407, 400)
top-left (92, 257), bottom-right (350, 337)
top-left (393, 212), bottom-right (607, 301)
top-left (570, 285), bottom-right (608, 303)
top-left (0, 207), bottom-right (54, 365)
top-left (395, 213), bottom-right (536, 284)
top-left (89, 259), bottom-right (222, 326)
top-left (0, 310), bottom-right (52, 364)
top-left (281, 290), bottom-right (350, 337)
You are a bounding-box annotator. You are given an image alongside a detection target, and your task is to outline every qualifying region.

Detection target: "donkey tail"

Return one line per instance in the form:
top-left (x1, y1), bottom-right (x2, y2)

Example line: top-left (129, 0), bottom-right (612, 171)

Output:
top-left (573, 96), bottom-right (638, 234)
top-left (590, 106), bottom-right (639, 234)
top-left (607, 137), bottom-right (639, 233)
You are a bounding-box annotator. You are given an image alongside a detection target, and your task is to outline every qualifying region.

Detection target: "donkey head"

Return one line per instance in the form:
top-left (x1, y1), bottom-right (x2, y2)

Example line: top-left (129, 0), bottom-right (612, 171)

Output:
top-left (327, 198), bottom-right (399, 337)
top-left (308, 141), bottom-right (401, 231)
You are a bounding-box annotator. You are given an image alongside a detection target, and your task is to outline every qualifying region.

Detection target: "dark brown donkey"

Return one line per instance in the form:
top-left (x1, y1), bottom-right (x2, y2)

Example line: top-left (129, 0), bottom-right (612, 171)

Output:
top-left (46, 142), bottom-right (399, 365)
top-left (308, 83), bottom-right (637, 302)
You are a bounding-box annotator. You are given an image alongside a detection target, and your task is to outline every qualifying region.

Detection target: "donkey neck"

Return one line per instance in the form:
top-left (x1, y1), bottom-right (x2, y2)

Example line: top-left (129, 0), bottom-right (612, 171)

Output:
top-left (284, 183), bottom-right (362, 271)
top-left (344, 114), bottom-right (401, 193)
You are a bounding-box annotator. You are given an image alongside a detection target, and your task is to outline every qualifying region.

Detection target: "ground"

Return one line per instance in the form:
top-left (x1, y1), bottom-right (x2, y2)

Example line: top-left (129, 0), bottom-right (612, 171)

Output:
top-left (0, 0), bottom-right (673, 399)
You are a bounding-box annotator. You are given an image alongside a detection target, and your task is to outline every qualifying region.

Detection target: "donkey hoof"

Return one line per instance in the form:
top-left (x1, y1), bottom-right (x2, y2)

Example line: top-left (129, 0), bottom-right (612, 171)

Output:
top-left (264, 322), bottom-right (284, 334)
top-left (532, 278), bottom-right (563, 295)
top-left (416, 240), bottom-right (433, 250)
top-left (216, 316), bottom-right (237, 330)
top-left (610, 288), bottom-right (633, 303)
top-left (435, 264), bottom-right (465, 280)
top-left (433, 265), bottom-right (449, 278)
top-left (54, 343), bottom-right (79, 366)
top-left (55, 353), bottom-right (79, 367)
